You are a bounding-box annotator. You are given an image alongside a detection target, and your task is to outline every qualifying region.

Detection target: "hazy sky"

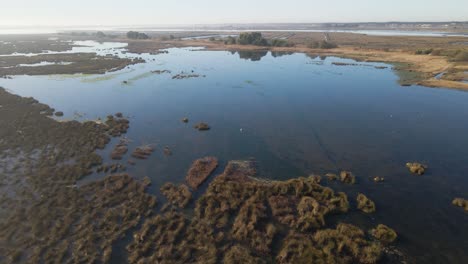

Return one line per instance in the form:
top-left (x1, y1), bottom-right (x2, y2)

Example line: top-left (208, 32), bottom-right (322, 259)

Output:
top-left (2, 0), bottom-right (467, 26)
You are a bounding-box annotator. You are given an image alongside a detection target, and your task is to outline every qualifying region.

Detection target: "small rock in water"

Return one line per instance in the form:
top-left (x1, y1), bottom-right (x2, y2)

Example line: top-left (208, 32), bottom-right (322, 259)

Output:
top-left (55, 111), bottom-right (64, 117)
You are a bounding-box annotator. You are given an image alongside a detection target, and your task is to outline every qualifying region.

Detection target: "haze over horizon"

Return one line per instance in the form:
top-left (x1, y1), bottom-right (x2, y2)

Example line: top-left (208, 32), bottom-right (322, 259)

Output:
top-left (2, 0), bottom-right (467, 27)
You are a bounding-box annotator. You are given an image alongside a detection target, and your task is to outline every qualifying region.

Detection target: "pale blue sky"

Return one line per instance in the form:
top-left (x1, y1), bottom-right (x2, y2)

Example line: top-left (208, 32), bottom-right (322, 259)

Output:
top-left (2, 0), bottom-right (467, 26)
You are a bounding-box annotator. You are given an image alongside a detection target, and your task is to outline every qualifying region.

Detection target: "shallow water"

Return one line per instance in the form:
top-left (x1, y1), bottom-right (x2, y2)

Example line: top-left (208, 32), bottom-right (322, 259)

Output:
top-left (1, 44), bottom-right (467, 263)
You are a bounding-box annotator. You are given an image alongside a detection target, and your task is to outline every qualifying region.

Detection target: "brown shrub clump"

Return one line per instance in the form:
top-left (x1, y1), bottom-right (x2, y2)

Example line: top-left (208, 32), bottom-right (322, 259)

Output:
top-left (340, 171), bottom-right (356, 184)
top-left (357, 193), bottom-right (376, 213)
top-left (126, 160), bottom-right (385, 264)
top-left (194, 122), bottom-right (211, 131)
top-left (131, 145), bottom-right (155, 159)
top-left (110, 139), bottom-right (128, 160)
top-left (104, 115), bottom-right (130, 137)
top-left (452, 198), bottom-right (468, 211)
top-left (185, 156), bottom-right (218, 189)
top-left (370, 224), bottom-right (398, 244)
top-left (223, 245), bottom-right (266, 264)
top-left (277, 223), bottom-right (383, 264)
top-left (406, 162), bottom-right (427, 175)
top-left (160, 183), bottom-right (192, 208)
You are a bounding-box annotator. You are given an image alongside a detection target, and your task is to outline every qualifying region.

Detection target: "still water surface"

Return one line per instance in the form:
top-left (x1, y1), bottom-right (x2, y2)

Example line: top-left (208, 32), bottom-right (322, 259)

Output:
top-left (1, 44), bottom-right (467, 263)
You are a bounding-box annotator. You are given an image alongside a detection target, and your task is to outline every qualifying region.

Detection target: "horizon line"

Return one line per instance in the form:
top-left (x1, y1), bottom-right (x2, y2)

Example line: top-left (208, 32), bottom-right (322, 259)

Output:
top-left (1, 21), bottom-right (468, 28)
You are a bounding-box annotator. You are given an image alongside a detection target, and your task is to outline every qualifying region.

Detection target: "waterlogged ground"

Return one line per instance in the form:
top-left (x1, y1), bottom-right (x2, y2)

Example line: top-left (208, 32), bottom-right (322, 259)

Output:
top-left (1, 42), bottom-right (468, 263)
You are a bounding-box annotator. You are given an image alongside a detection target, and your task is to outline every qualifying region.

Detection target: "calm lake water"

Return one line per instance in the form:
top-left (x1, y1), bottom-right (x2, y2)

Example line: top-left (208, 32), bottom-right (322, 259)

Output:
top-left (1, 43), bottom-right (467, 263)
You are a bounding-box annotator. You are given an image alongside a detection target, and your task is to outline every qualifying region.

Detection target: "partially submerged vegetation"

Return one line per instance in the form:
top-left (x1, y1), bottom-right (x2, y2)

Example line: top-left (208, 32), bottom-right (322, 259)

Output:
top-left (127, 160), bottom-right (396, 263)
top-left (131, 145), bottom-right (155, 159)
top-left (0, 87), bottom-right (157, 263)
top-left (0, 53), bottom-right (144, 76)
top-left (194, 122), bottom-right (211, 131)
top-left (357, 193), bottom-right (376, 213)
top-left (370, 224), bottom-right (398, 244)
top-left (0, 35), bottom-right (74, 55)
top-left (172, 72), bottom-right (205, 79)
top-left (406, 162), bottom-right (427, 175)
top-left (452, 198), bottom-right (468, 212)
top-left (110, 138), bottom-right (129, 160)
top-left (160, 183), bottom-right (192, 208)
top-left (340, 171), bottom-right (356, 184)
top-left (185, 156), bottom-right (218, 189)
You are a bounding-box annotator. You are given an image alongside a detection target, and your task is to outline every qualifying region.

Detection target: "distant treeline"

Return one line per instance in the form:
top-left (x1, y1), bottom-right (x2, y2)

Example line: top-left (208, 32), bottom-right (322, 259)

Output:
top-left (223, 32), bottom-right (338, 49)
top-left (126, 31), bottom-right (150, 40)
top-left (224, 32), bottom-right (293, 47)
